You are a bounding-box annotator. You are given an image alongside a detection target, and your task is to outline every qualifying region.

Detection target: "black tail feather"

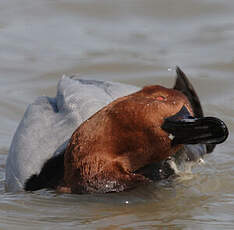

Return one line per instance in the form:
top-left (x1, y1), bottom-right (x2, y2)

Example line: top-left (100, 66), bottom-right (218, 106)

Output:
top-left (174, 66), bottom-right (216, 153)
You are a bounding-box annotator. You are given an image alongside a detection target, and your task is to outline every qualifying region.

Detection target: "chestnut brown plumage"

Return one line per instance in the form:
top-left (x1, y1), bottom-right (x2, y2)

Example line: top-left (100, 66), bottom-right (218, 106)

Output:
top-left (59, 85), bottom-right (193, 193)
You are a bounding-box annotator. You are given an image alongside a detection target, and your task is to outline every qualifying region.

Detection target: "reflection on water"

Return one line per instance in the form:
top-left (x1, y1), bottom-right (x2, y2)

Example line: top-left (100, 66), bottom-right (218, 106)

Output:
top-left (0, 0), bottom-right (234, 229)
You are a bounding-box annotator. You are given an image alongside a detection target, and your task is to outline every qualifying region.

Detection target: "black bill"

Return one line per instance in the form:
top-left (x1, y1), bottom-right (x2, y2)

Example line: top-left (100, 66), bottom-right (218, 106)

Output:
top-left (162, 106), bottom-right (229, 145)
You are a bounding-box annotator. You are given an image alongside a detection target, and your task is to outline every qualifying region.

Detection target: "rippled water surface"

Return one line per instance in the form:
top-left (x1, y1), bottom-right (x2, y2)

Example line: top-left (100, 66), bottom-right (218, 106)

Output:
top-left (1, 0), bottom-right (234, 229)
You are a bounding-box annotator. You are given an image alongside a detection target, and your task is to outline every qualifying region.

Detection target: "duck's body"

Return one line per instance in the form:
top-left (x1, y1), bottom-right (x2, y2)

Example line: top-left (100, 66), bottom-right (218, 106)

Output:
top-left (6, 68), bottom-right (228, 193)
top-left (6, 77), bottom-right (139, 192)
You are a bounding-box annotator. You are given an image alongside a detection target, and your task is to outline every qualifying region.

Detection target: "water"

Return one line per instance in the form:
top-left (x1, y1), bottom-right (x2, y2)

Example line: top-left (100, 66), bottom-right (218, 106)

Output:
top-left (1, 0), bottom-right (234, 229)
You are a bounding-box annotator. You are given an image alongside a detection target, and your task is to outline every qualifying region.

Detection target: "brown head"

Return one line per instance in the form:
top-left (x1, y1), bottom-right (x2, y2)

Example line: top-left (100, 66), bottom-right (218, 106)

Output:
top-left (62, 84), bottom-right (228, 193)
top-left (105, 85), bottom-right (193, 168)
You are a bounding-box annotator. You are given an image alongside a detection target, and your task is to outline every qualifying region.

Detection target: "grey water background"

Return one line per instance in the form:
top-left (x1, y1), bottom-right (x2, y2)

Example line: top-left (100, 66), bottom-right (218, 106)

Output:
top-left (0, 0), bottom-right (234, 229)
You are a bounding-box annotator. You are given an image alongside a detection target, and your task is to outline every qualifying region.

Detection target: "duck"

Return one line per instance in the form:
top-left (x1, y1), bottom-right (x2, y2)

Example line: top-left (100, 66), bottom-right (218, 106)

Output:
top-left (5, 67), bottom-right (228, 193)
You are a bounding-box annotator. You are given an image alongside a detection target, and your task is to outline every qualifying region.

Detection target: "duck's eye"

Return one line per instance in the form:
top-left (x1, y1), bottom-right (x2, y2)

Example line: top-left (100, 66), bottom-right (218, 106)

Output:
top-left (156, 96), bottom-right (166, 101)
